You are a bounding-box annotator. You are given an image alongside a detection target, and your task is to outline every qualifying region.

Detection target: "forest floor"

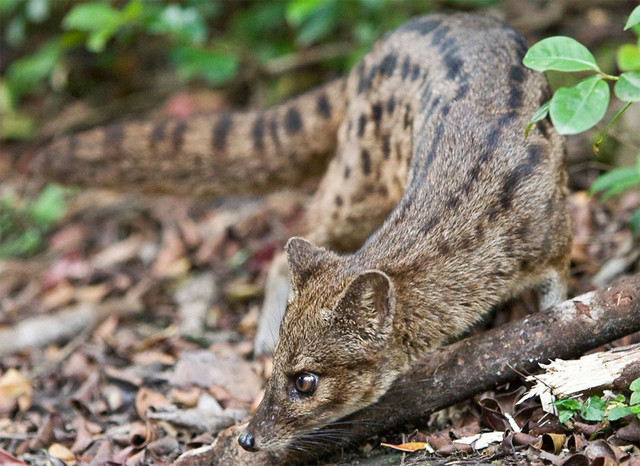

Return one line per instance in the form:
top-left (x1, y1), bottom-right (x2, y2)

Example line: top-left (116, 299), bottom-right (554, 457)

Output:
top-left (2, 2), bottom-right (640, 465)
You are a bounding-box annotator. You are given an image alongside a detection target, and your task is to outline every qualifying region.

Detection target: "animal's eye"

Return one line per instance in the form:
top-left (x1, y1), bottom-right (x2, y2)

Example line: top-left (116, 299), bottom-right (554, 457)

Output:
top-left (294, 372), bottom-right (318, 395)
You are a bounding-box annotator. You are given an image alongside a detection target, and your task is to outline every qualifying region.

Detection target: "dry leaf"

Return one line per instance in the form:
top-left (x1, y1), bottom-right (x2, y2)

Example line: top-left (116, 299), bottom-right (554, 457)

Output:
top-left (135, 387), bottom-right (171, 420)
top-left (48, 443), bottom-right (75, 464)
top-left (0, 369), bottom-right (32, 413)
top-left (0, 447), bottom-right (27, 465)
top-left (380, 441), bottom-right (431, 452)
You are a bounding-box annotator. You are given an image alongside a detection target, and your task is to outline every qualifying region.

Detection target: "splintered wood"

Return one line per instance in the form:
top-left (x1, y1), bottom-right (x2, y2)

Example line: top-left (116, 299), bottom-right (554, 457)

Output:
top-left (522, 344), bottom-right (640, 409)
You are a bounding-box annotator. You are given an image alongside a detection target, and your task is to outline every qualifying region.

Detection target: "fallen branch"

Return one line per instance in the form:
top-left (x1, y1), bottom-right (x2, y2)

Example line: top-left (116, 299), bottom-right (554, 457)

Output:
top-left (207, 273), bottom-right (640, 464)
top-left (521, 343), bottom-right (640, 412)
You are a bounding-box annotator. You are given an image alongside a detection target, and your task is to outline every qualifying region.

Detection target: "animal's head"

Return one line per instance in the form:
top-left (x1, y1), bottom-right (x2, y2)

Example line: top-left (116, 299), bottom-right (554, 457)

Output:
top-left (238, 237), bottom-right (401, 452)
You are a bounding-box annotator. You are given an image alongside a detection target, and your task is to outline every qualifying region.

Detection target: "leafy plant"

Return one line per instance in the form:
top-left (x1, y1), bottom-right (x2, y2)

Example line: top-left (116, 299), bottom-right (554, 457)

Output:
top-left (523, 6), bottom-right (640, 136)
top-left (524, 5), bottom-right (640, 229)
top-left (552, 377), bottom-right (640, 424)
top-left (0, 184), bottom-right (68, 258)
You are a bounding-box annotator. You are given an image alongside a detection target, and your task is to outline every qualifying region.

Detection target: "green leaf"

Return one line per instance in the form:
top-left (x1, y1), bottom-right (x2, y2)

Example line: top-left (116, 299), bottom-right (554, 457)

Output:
top-left (590, 166), bottom-right (640, 197)
top-left (608, 406), bottom-right (633, 421)
top-left (625, 5), bottom-right (640, 30)
top-left (27, 184), bottom-right (67, 226)
top-left (63, 2), bottom-right (125, 53)
top-left (553, 398), bottom-right (581, 410)
top-left (63, 2), bottom-right (123, 33)
top-left (0, 110), bottom-right (36, 140)
top-left (617, 44), bottom-right (640, 72)
top-left (558, 410), bottom-right (574, 423)
top-left (6, 16), bottom-right (26, 47)
top-left (525, 100), bottom-right (550, 137)
top-left (171, 46), bottom-right (239, 86)
top-left (580, 396), bottom-right (606, 421)
top-left (630, 377), bottom-right (640, 392)
top-left (5, 38), bottom-right (63, 98)
top-left (0, 228), bottom-right (42, 259)
top-left (0, 0), bottom-right (21, 14)
top-left (631, 391), bottom-right (640, 406)
top-left (87, 27), bottom-right (118, 53)
top-left (615, 72), bottom-right (640, 101)
top-left (550, 76), bottom-right (610, 135)
top-left (523, 36), bottom-right (600, 73)
top-left (286, 0), bottom-right (328, 26)
top-left (26, 0), bottom-right (50, 23)
top-left (150, 5), bottom-right (206, 44)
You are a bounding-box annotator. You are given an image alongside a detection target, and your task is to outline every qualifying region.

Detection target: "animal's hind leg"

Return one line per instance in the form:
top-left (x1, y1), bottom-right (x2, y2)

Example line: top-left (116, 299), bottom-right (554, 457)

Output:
top-left (536, 264), bottom-right (569, 311)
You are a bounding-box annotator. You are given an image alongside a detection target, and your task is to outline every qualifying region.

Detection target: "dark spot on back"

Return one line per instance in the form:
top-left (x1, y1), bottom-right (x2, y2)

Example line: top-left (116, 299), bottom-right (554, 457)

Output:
top-left (459, 234), bottom-right (473, 251)
top-left (527, 144), bottom-right (544, 166)
top-left (361, 149), bottom-right (371, 175)
top-left (403, 104), bottom-right (412, 129)
top-left (284, 107), bottom-right (303, 135)
top-left (509, 30), bottom-right (528, 61)
top-left (252, 114), bottom-right (265, 151)
top-left (426, 122), bottom-right (445, 169)
top-left (508, 87), bottom-right (523, 109)
top-left (455, 83), bottom-right (469, 100)
top-left (382, 135), bottom-right (391, 159)
top-left (443, 51), bottom-right (463, 79)
top-left (402, 56), bottom-right (411, 80)
top-left (172, 121), bottom-right (187, 153)
top-left (335, 195), bottom-right (343, 207)
top-left (358, 67), bottom-right (374, 94)
top-left (430, 25), bottom-right (451, 46)
top-left (316, 94), bottom-right (331, 119)
top-left (509, 65), bottom-right (525, 84)
top-left (386, 97), bottom-right (396, 114)
top-left (372, 103), bottom-right (383, 133)
top-left (411, 64), bottom-right (421, 81)
top-left (344, 166), bottom-right (350, 179)
top-left (213, 113), bottom-right (233, 151)
top-left (500, 163), bottom-right (534, 210)
top-left (498, 112), bottom-right (517, 127)
top-left (358, 114), bottom-right (367, 137)
top-left (437, 240), bottom-right (450, 256)
top-left (474, 223), bottom-right (484, 244)
top-left (441, 104), bottom-right (450, 117)
top-left (380, 53), bottom-right (397, 77)
top-left (446, 195), bottom-right (459, 209)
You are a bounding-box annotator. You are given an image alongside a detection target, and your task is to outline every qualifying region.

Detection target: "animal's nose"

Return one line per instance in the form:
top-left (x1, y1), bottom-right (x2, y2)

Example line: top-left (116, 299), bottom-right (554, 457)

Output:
top-left (238, 431), bottom-right (258, 452)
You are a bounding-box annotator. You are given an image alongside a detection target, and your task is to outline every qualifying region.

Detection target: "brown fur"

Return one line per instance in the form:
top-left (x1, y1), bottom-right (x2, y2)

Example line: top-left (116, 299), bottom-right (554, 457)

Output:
top-left (36, 13), bottom-right (571, 454)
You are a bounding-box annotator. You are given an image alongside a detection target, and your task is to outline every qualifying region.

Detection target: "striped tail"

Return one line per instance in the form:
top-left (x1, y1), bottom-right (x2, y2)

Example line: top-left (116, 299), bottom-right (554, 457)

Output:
top-left (35, 78), bottom-right (347, 197)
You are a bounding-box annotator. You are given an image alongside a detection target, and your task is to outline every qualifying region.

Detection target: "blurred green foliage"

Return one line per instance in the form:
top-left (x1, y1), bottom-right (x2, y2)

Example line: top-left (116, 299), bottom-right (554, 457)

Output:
top-left (0, 184), bottom-right (68, 258)
top-left (0, 0), bottom-right (502, 140)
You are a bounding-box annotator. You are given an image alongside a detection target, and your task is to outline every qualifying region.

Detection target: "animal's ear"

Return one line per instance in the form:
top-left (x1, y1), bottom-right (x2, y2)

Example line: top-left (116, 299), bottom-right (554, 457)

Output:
top-left (285, 237), bottom-right (329, 291)
top-left (334, 270), bottom-right (396, 339)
